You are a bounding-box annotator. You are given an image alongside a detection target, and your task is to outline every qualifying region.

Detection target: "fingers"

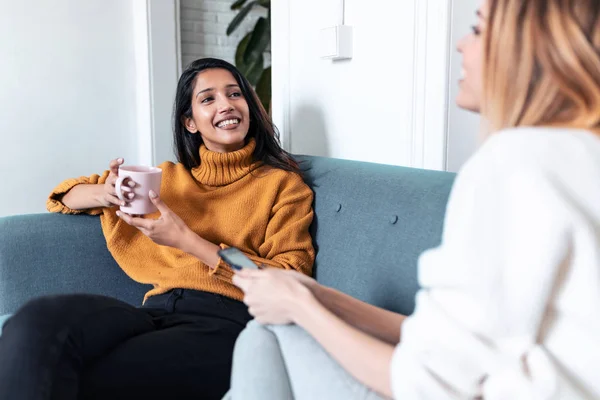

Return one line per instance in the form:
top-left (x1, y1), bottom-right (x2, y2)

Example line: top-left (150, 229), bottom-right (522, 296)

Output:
top-left (104, 174), bottom-right (117, 195)
top-left (116, 177), bottom-right (136, 190)
top-left (106, 175), bottom-right (135, 203)
top-left (232, 274), bottom-right (252, 292)
top-left (109, 176), bottom-right (134, 192)
top-left (232, 274), bottom-right (243, 288)
top-left (118, 181), bottom-right (136, 202)
top-left (104, 175), bottom-right (133, 205)
top-left (232, 269), bottom-right (265, 295)
top-left (235, 268), bottom-right (261, 278)
top-left (148, 190), bottom-right (169, 213)
top-left (109, 158), bottom-right (124, 175)
top-left (106, 194), bottom-right (126, 207)
top-left (116, 211), bottom-right (155, 230)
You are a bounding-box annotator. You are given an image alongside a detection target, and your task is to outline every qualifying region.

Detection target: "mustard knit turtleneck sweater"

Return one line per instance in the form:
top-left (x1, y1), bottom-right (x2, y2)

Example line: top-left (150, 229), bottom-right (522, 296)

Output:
top-left (47, 139), bottom-right (315, 302)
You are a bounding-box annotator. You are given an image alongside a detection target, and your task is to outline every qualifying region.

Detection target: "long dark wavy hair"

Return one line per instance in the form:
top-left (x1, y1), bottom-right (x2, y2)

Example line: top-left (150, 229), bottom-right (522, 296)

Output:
top-left (172, 58), bottom-right (300, 174)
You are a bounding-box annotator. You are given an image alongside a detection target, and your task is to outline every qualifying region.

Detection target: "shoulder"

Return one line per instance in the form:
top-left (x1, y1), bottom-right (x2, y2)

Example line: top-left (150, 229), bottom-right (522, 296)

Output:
top-left (156, 161), bottom-right (180, 171)
top-left (469, 127), bottom-right (599, 172)
top-left (155, 161), bottom-right (190, 177)
top-left (451, 127), bottom-right (600, 220)
top-left (254, 165), bottom-right (313, 198)
top-left (458, 127), bottom-right (599, 185)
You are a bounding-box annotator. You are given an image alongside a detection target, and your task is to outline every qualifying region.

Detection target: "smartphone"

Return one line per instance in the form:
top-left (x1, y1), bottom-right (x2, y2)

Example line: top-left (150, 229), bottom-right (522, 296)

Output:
top-left (217, 247), bottom-right (259, 270)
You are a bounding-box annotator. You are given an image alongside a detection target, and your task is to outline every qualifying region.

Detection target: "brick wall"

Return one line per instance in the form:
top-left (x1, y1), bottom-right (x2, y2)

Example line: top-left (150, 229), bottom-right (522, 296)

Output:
top-left (179, 0), bottom-right (266, 69)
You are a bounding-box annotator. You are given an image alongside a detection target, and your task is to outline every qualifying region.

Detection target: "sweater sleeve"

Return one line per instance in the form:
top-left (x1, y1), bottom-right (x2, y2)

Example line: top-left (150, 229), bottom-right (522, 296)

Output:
top-left (46, 170), bottom-right (111, 215)
top-left (391, 138), bottom-right (572, 399)
top-left (210, 174), bottom-right (315, 281)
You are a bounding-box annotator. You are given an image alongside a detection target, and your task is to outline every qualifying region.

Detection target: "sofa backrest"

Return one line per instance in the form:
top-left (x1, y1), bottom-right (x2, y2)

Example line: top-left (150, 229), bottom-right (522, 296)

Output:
top-left (0, 156), bottom-right (455, 316)
top-left (299, 156), bottom-right (455, 315)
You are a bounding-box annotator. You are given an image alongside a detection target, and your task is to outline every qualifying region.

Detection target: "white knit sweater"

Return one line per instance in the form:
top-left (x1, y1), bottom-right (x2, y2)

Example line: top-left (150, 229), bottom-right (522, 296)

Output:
top-left (391, 127), bottom-right (600, 399)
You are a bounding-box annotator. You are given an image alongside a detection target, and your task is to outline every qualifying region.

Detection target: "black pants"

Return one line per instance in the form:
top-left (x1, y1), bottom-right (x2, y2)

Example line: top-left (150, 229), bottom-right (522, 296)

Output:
top-left (0, 289), bottom-right (252, 400)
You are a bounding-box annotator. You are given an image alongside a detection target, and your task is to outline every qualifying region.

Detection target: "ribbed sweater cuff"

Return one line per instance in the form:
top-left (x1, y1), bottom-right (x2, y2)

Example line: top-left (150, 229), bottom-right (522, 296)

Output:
top-left (46, 178), bottom-right (103, 215)
top-left (209, 243), bottom-right (235, 281)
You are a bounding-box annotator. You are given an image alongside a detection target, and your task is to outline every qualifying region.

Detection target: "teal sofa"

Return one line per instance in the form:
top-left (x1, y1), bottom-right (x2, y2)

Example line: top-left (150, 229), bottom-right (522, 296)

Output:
top-left (0, 156), bottom-right (455, 335)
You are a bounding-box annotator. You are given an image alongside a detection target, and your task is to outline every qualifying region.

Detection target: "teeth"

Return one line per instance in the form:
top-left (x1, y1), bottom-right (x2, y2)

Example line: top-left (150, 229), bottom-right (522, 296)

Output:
top-left (217, 119), bottom-right (240, 128)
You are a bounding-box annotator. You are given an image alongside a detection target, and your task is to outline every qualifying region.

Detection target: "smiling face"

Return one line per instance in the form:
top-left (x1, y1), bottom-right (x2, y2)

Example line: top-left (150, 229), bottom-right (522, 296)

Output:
top-left (183, 68), bottom-right (251, 153)
top-left (456, 0), bottom-right (488, 113)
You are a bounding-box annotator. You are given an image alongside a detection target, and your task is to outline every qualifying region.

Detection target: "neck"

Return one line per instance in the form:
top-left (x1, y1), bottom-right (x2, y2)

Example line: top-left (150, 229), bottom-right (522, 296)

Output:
top-left (191, 138), bottom-right (257, 186)
top-left (203, 141), bottom-right (246, 153)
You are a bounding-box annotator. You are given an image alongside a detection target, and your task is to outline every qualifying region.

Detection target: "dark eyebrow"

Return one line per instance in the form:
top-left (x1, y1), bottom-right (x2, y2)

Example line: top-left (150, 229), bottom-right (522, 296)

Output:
top-left (196, 84), bottom-right (240, 98)
top-left (196, 87), bottom-right (213, 98)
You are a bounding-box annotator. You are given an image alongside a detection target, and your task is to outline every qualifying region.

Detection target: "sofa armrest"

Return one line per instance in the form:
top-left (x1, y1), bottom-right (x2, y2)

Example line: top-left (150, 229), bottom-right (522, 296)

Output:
top-left (0, 213), bottom-right (148, 314)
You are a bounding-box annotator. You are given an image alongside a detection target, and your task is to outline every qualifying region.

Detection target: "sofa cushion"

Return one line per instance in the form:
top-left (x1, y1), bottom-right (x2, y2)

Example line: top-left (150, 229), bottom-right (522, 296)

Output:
top-left (0, 213), bottom-right (149, 315)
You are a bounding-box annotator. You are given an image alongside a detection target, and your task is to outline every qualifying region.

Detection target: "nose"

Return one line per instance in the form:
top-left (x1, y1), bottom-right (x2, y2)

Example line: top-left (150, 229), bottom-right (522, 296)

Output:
top-left (216, 95), bottom-right (234, 113)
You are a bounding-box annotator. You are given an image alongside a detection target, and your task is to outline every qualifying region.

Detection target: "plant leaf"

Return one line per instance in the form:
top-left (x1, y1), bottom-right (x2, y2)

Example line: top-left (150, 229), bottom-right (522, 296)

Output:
top-left (231, 0), bottom-right (248, 10)
top-left (226, 1), bottom-right (257, 36)
top-left (245, 54), bottom-right (264, 86)
top-left (235, 32), bottom-right (253, 72)
top-left (255, 67), bottom-right (271, 112)
top-left (235, 33), bottom-right (264, 86)
top-left (243, 17), bottom-right (270, 64)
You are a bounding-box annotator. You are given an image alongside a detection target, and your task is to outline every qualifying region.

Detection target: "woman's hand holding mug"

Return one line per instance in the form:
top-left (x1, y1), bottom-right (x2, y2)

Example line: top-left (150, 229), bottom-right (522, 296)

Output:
top-left (100, 158), bottom-right (136, 208)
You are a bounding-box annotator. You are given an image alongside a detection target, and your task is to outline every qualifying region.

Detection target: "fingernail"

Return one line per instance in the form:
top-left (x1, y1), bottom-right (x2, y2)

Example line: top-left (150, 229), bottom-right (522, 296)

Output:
top-left (117, 158), bottom-right (123, 163)
top-left (121, 201), bottom-right (126, 206)
top-left (128, 193), bottom-right (134, 199)
top-left (128, 181), bottom-right (135, 187)
top-left (149, 190), bottom-right (157, 198)
top-left (116, 211), bottom-right (121, 217)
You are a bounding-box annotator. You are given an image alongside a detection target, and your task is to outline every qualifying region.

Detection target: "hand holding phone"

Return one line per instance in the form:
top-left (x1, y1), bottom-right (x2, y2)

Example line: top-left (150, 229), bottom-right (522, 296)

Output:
top-left (217, 247), bottom-right (259, 270)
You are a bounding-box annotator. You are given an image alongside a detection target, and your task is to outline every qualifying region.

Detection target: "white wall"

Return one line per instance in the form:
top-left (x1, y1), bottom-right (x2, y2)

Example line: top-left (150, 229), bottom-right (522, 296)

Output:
top-left (281, 0), bottom-right (414, 165)
top-left (179, 0), bottom-right (264, 68)
top-left (0, 0), bottom-right (180, 217)
top-left (272, 0), bottom-right (486, 171)
top-left (446, 0), bottom-right (481, 172)
top-left (272, 0), bottom-right (451, 168)
top-left (177, 0), bottom-right (481, 171)
top-left (147, 0), bottom-right (182, 164)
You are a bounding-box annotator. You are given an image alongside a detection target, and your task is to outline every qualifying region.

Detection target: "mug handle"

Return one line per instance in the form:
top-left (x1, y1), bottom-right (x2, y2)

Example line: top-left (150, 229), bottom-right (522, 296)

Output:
top-left (114, 175), bottom-right (130, 203)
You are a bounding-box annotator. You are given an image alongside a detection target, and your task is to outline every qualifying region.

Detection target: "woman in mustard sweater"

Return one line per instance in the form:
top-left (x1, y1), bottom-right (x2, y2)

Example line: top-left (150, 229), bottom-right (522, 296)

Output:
top-left (0, 58), bottom-right (314, 400)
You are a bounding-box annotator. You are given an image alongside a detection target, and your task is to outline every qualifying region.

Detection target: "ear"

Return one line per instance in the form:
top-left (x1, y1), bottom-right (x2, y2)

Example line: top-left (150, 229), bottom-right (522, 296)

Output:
top-left (183, 116), bottom-right (198, 134)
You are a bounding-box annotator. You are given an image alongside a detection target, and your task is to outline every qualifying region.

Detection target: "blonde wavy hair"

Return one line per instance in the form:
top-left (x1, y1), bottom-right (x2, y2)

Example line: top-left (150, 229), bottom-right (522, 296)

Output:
top-left (483, 0), bottom-right (600, 133)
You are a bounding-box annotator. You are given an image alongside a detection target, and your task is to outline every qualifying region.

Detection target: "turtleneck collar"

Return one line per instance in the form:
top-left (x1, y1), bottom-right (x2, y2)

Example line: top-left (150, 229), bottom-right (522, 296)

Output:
top-left (191, 138), bottom-right (257, 186)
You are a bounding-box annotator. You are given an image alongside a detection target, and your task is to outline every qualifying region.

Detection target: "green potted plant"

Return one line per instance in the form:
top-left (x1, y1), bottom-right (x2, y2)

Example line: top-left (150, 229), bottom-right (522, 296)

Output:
top-left (227, 0), bottom-right (271, 112)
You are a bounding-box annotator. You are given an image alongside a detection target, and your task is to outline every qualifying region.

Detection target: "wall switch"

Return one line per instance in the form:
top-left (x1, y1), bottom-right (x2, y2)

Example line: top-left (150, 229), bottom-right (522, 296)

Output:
top-left (319, 25), bottom-right (353, 61)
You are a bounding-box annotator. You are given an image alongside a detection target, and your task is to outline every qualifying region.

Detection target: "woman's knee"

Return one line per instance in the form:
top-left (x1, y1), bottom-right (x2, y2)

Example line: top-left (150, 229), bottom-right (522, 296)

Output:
top-left (7, 296), bottom-right (72, 332)
top-left (233, 321), bottom-right (288, 367)
top-left (234, 320), bottom-right (273, 349)
top-left (231, 321), bottom-right (294, 399)
top-left (4, 294), bottom-right (111, 338)
top-left (235, 321), bottom-right (312, 350)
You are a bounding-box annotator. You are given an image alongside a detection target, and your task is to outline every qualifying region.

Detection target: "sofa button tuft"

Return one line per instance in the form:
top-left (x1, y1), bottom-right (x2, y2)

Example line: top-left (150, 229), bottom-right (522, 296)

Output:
top-left (335, 204), bottom-right (342, 212)
top-left (390, 215), bottom-right (398, 224)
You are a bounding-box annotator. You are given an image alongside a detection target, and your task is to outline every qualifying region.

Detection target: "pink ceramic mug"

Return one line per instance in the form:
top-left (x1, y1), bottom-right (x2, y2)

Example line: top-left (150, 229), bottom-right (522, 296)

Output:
top-left (115, 166), bottom-right (162, 215)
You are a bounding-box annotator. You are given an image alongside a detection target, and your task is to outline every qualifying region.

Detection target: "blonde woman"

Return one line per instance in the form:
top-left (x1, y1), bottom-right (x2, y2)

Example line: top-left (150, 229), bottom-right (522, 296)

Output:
top-left (230, 0), bottom-right (600, 398)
